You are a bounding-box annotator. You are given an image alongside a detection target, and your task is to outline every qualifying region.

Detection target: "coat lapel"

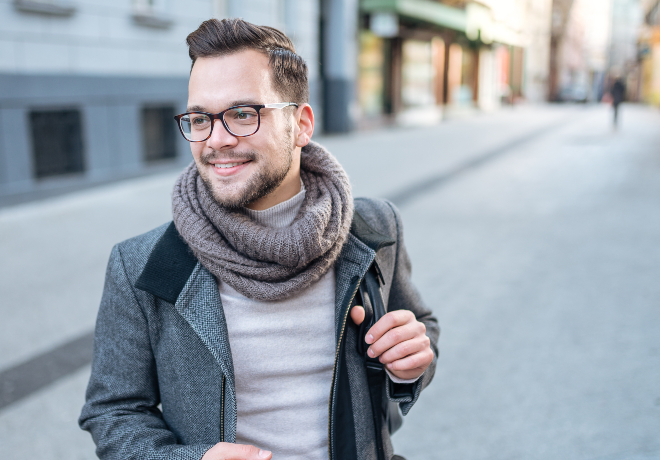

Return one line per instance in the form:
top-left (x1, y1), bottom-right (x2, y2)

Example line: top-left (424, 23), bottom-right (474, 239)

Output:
top-left (174, 261), bottom-right (237, 441)
top-left (169, 263), bottom-right (238, 442)
top-left (174, 263), bottom-right (235, 386)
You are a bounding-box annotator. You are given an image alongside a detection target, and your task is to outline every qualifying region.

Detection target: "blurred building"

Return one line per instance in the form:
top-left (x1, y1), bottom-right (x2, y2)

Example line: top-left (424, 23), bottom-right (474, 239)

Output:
top-left (639, 0), bottom-right (660, 105)
top-left (0, 0), bottom-right (333, 201)
top-left (608, 0), bottom-right (644, 99)
top-left (549, 0), bottom-right (612, 102)
top-left (356, 0), bottom-right (553, 126)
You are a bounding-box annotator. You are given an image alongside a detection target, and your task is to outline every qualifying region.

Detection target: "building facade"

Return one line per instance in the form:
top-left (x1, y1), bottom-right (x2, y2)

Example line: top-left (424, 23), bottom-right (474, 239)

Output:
top-left (551, 0), bottom-right (612, 103)
top-left (639, 0), bottom-right (660, 105)
top-left (608, 0), bottom-right (644, 100)
top-left (355, 0), bottom-right (553, 126)
top-left (0, 0), bottom-right (332, 201)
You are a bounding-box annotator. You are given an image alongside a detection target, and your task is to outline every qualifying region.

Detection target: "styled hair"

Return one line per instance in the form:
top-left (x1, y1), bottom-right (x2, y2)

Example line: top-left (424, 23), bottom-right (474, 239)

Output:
top-left (186, 18), bottom-right (309, 104)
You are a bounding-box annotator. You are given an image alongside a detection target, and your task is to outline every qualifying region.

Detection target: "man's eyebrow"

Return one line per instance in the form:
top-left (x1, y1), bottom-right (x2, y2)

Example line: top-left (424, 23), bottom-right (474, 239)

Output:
top-left (228, 99), bottom-right (261, 107)
top-left (186, 100), bottom-right (261, 113)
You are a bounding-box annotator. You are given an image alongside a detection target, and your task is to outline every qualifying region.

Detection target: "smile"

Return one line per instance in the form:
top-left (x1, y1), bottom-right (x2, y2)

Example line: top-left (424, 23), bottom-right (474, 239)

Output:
top-left (213, 161), bottom-right (249, 169)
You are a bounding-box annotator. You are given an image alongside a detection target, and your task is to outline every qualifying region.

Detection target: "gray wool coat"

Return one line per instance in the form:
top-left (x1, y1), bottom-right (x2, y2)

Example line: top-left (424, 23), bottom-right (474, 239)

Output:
top-left (79, 197), bottom-right (439, 460)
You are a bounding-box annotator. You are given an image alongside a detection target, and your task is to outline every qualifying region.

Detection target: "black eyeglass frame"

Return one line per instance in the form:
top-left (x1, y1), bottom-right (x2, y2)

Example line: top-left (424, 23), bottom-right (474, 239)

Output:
top-left (173, 102), bottom-right (299, 142)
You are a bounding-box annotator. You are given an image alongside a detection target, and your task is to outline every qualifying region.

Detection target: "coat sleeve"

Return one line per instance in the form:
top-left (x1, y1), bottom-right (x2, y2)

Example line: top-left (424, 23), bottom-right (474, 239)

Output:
top-left (382, 200), bottom-right (440, 416)
top-left (79, 245), bottom-right (214, 460)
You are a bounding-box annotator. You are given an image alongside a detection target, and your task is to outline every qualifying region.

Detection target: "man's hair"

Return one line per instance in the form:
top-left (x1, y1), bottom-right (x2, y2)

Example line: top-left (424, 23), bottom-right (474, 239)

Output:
top-left (186, 18), bottom-right (309, 104)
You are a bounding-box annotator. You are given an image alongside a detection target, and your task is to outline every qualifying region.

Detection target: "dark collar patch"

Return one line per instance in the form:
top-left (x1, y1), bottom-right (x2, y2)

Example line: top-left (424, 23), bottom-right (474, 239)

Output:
top-left (135, 222), bottom-right (198, 304)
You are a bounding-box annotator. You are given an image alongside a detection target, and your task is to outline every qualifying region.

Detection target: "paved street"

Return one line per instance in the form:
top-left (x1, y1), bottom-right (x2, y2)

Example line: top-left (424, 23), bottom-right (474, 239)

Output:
top-left (1, 103), bottom-right (659, 459)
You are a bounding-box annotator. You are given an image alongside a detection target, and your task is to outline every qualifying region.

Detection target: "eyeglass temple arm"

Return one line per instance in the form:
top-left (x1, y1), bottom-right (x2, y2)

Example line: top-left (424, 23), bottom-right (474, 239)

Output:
top-left (263, 103), bottom-right (299, 109)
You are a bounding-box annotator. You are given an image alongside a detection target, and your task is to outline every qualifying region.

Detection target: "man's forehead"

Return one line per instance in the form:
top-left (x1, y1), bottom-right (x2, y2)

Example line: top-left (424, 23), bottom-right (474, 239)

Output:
top-left (186, 99), bottom-right (260, 113)
top-left (187, 51), bottom-right (274, 111)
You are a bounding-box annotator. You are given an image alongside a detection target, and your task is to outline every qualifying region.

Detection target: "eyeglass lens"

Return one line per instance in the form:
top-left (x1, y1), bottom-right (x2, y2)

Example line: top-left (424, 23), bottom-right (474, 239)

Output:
top-left (179, 107), bottom-right (260, 141)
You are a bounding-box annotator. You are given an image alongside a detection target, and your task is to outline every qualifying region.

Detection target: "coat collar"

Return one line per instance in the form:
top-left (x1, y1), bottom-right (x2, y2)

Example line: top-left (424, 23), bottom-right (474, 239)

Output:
top-left (134, 210), bottom-right (394, 361)
top-left (135, 211), bottom-right (394, 307)
top-left (333, 234), bottom-right (376, 341)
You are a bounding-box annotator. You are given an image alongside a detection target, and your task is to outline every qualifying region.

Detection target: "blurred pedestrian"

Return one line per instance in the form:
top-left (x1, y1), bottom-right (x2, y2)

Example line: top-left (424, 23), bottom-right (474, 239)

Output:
top-left (610, 74), bottom-right (626, 128)
top-left (78, 17), bottom-right (438, 460)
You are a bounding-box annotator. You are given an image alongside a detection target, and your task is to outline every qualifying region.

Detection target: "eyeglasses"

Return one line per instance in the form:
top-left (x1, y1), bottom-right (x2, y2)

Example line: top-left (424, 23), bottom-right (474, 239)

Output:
top-left (174, 102), bottom-right (299, 142)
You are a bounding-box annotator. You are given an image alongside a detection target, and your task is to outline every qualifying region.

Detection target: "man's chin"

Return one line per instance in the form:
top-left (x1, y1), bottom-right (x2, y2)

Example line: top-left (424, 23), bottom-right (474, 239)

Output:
top-left (212, 193), bottom-right (250, 210)
top-left (208, 184), bottom-right (252, 209)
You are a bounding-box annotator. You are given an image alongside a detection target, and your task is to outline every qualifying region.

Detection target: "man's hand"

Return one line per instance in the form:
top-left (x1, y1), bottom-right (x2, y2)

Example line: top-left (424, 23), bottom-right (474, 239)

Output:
top-left (350, 306), bottom-right (433, 381)
top-left (201, 442), bottom-right (272, 460)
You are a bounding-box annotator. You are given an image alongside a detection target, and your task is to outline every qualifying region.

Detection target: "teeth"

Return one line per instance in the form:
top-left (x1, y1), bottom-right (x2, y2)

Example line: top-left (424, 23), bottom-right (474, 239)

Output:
top-left (214, 162), bottom-right (244, 169)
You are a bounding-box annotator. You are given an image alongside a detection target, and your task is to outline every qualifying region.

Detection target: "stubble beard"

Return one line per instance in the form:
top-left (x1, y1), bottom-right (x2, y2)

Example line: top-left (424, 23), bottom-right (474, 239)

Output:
top-left (198, 124), bottom-right (295, 209)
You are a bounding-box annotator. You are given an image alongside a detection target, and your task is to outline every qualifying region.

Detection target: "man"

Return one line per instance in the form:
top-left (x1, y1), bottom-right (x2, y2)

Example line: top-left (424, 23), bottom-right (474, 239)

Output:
top-left (610, 75), bottom-right (626, 128)
top-left (80, 18), bottom-right (439, 460)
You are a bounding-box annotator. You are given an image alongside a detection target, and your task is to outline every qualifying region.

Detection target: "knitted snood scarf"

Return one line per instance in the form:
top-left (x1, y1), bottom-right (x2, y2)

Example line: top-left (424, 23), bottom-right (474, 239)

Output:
top-left (172, 141), bottom-right (353, 301)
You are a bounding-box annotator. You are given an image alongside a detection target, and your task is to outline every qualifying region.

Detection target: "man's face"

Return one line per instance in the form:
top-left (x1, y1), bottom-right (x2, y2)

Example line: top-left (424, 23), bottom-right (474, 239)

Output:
top-left (187, 50), bottom-right (300, 209)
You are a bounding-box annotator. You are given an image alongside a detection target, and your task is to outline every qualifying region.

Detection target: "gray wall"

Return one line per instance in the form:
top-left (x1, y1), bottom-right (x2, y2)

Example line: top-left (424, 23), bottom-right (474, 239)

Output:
top-left (0, 73), bottom-right (191, 199)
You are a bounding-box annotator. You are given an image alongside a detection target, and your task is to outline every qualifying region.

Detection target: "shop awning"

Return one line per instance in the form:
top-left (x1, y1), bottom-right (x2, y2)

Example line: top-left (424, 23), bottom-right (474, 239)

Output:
top-left (361, 0), bottom-right (525, 46)
top-left (361, 0), bottom-right (467, 32)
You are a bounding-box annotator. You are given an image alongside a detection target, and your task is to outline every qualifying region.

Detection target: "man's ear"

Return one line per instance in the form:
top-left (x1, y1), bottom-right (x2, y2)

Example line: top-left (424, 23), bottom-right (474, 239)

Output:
top-left (294, 104), bottom-right (314, 148)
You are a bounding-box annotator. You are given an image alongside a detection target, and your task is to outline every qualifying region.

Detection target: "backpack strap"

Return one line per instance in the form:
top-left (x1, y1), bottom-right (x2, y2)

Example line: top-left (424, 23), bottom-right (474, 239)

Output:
top-left (359, 264), bottom-right (389, 460)
top-left (349, 208), bottom-right (404, 459)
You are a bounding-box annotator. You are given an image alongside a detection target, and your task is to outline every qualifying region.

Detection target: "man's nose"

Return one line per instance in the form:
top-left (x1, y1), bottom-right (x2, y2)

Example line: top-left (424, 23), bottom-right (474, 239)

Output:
top-left (206, 118), bottom-right (239, 150)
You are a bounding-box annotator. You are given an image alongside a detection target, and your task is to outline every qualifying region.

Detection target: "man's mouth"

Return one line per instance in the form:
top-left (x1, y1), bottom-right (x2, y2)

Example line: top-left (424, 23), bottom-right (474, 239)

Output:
top-left (213, 161), bottom-right (249, 169)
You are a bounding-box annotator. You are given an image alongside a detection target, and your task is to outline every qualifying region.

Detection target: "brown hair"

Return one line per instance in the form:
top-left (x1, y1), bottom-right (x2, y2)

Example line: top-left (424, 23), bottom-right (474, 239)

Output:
top-left (186, 18), bottom-right (309, 104)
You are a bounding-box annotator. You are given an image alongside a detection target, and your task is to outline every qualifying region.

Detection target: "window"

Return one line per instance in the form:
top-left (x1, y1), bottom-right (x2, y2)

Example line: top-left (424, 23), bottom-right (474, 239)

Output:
top-left (142, 105), bottom-right (177, 163)
top-left (29, 109), bottom-right (85, 179)
top-left (14, 0), bottom-right (76, 17)
top-left (132, 0), bottom-right (172, 28)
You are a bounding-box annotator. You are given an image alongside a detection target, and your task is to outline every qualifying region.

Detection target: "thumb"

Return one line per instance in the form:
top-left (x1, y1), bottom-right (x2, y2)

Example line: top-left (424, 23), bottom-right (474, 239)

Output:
top-left (232, 444), bottom-right (271, 460)
top-left (350, 305), bottom-right (365, 326)
top-left (202, 442), bottom-right (271, 460)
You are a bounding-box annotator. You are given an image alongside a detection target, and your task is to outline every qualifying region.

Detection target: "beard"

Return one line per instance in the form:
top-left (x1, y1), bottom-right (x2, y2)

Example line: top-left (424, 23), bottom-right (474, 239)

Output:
top-left (198, 125), bottom-right (295, 209)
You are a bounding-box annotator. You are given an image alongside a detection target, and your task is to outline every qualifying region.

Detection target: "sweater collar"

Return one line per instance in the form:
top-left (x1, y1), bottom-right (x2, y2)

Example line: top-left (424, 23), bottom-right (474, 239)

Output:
top-left (241, 180), bottom-right (306, 228)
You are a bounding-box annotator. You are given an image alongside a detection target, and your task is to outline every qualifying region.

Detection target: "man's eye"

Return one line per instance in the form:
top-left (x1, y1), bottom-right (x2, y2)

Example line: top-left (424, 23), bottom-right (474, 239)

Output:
top-left (231, 109), bottom-right (257, 120)
top-left (192, 116), bottom-right (210, 125)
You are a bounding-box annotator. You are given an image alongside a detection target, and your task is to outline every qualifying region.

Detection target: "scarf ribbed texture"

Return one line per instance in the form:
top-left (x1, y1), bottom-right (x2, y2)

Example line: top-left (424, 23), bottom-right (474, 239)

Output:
top-left (171, 141), bottom-right (353, 301)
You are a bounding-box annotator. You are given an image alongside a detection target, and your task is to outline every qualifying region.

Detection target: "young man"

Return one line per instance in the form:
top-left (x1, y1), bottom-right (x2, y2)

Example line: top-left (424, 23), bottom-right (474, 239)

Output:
top-left (80, 18), bottom-right (439, 460)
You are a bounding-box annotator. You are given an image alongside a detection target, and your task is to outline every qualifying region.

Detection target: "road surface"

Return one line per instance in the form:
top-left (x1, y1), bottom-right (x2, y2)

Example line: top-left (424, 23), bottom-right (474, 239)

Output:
top-left (1, 103), bottom-right (659, 460)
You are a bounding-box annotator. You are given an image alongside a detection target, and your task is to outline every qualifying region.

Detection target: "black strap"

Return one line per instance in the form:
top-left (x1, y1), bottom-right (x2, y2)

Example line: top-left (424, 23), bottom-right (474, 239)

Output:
top-left (357, 263), bottom-right (388, 460)
top-left (366, 360), bottom-right (386, 460)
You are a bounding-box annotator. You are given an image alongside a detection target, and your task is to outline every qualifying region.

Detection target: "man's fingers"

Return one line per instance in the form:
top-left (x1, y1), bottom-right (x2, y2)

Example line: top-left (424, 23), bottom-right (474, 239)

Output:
top-left (367, 320), bottom-right (426, 359)
top-left (377, 335), bottom-right (431, 364)
top-left (386, 348), bottom-right (434, 379)
top-left (201, 442), bottom-right (272, 460)
top-left (365, 310), bottom-right (416, 345)
top-left (350, 305), bottom-right (365, 326)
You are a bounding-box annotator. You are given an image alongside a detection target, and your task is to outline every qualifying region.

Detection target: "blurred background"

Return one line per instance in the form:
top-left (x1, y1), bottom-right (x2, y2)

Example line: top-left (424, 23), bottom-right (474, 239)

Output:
top-left (1, 0), bottom-right (659, 459)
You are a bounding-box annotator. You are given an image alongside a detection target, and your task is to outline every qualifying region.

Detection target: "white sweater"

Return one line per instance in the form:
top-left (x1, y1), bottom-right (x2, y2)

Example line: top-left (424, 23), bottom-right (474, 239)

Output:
top-left (220, 187), bottom-right (336, 460)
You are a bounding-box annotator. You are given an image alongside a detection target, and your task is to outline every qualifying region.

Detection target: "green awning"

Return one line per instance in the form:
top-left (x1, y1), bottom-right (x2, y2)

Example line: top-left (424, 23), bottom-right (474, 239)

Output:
top-left (361, 0), bottom-right (467, 32)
